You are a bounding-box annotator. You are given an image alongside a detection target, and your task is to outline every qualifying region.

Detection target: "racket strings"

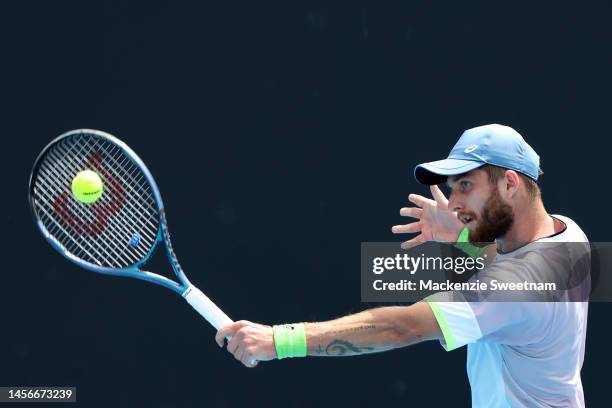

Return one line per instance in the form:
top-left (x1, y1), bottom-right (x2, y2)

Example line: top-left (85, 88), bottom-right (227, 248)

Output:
top-left (35, 139), bottom-right (149, 267)
top-left (44, 135), bottom-right (157, 265)
top-left (93, 142), bottom-right (158, 230)
top-left (37, 151), bottom-right (136, 266)
top-left (35, 176), bottom-right (125, 265)
top-left (38, 169), bottom-right (144, 267)
top-left (47, 139), bottom-right (148, 252)
top-left (32, 132), bottom-right (159, 268)
top-left (45, 148), bottom-right (133, 241)
top-left (35, 188), bottom-right (117, 264)
top-left (67, 135), bottom-right (159, 252)
top-left (56, 138), bottom-right (158, 238)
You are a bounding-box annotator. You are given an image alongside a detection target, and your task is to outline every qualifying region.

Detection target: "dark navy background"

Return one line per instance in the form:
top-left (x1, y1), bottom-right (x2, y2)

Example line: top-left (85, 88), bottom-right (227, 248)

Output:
top-left (2, 1), bottom-right (611, 407)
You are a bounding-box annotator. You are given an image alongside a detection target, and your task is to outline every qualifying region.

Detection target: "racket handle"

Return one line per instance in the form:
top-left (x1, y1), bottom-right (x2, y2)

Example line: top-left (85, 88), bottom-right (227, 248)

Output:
top-left (182, 285), bottom-right (233, 331)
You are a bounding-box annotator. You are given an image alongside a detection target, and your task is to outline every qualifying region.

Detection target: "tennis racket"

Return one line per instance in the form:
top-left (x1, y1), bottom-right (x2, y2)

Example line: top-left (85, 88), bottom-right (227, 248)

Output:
top-left (28, 129), bottom-right (233, 331)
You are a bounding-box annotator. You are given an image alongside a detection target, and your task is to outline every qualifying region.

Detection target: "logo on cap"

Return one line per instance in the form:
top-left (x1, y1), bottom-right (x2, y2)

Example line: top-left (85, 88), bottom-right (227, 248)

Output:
top-left (464, 145), bottom-right (478, 153)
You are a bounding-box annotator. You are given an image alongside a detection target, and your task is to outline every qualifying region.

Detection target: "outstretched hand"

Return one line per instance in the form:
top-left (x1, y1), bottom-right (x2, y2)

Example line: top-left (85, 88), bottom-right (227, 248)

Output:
top-left (392, 185), bottom-right (463, 249)
top-left (215, 320), bottom-right (276, 368)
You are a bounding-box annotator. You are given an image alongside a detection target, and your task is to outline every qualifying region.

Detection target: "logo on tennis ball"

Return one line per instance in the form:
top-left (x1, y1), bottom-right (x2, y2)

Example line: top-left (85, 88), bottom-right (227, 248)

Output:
top-left (72, 170), bottom-right (104, 204)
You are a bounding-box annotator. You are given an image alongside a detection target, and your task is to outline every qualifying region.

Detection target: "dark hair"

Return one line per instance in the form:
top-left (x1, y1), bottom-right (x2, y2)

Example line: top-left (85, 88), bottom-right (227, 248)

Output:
top-left (480, 164), bottom-right (543, 200)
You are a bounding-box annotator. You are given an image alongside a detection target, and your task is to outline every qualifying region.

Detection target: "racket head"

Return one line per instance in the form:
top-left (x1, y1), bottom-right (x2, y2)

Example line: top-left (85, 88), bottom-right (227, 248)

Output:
top-left (29, 129), bottom-right (184, 292)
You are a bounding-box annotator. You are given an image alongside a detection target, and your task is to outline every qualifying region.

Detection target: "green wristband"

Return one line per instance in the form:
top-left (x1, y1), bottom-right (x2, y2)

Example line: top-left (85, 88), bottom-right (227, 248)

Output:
top-left (454, 227), bottom-right (485, 258)
top-left (273, 323), bottom-right (307, 359)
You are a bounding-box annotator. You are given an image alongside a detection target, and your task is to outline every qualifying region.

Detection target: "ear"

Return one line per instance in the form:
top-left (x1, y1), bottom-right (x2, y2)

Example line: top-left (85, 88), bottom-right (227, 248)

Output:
top-left (502, 170), bottom-right (520, 199)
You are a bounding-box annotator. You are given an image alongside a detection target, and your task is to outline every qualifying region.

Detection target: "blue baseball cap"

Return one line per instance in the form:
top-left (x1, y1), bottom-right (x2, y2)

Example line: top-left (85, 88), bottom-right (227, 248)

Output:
top-left (414, 124), bottom-right (540, 185)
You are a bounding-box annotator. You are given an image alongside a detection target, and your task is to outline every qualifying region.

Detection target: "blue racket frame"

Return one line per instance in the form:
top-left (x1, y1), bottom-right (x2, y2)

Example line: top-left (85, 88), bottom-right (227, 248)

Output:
top-left (29, 129), bottom-right (190, 295)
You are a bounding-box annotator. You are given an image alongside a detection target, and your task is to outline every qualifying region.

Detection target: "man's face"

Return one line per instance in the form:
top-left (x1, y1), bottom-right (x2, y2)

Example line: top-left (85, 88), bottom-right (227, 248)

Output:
top-left (447, 169), bottom-right (514, 243)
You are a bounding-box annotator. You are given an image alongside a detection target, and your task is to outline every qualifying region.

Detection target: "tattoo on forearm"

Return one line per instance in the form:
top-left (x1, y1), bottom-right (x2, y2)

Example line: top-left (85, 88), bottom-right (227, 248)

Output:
top-left (311, 324), bottom-right (381, 356)
top-left (324, 340), bottom-right (375, 356)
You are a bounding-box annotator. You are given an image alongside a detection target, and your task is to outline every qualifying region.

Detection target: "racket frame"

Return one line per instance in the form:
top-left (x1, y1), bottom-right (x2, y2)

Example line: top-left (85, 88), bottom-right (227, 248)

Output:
top-left (29, 129), bottom-right (191, 294)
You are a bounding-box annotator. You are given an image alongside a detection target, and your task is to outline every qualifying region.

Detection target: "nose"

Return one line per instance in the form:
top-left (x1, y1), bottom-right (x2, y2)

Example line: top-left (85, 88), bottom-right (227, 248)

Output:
top-left (447, 190), bottom-right (463, 212)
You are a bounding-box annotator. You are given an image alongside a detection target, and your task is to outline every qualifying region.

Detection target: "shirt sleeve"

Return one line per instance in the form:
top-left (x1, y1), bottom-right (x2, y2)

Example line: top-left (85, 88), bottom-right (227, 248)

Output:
top-left (426, 291), bottom-right (482, 351)
top-left (426, 289), bottom-right (553, 351)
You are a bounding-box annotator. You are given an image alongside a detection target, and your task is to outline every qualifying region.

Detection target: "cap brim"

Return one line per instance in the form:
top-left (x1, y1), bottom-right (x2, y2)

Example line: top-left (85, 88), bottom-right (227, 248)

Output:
top-left (414, 158), bottom-right (483, 185)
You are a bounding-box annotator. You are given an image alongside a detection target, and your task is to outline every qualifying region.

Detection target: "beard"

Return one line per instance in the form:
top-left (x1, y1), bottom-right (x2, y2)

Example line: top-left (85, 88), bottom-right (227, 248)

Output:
top-left (467, 187), bottom-right (514, 245)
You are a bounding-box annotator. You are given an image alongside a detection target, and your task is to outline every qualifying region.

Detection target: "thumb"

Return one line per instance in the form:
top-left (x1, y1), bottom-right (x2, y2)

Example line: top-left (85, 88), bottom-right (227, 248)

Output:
top-left (215, 321), bottom-right (242, 347)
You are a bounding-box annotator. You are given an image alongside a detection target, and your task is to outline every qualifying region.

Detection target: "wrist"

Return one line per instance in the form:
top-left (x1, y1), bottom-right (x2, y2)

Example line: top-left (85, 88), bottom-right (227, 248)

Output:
top-left (273, 323), bottom-right (307, 359)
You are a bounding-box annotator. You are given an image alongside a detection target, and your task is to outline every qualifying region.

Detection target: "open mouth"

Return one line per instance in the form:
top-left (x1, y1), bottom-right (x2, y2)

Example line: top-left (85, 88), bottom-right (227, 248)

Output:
top-left (458, 214), bottom-right (474, 225)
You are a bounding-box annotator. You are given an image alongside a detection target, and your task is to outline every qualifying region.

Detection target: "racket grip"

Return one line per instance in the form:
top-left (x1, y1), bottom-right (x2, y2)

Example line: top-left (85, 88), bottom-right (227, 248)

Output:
top-left (182, 285), bottom-right (233, 331)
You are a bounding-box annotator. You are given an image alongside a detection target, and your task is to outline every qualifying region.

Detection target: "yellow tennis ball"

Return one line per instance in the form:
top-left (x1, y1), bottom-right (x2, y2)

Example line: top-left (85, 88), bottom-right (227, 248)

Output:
top-left (71, 170), bottom-right (104, 204)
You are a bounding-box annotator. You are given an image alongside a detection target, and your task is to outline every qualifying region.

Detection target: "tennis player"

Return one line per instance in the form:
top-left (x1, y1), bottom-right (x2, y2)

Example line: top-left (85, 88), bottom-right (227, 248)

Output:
top-left (216, 124), bottom-right (590, 407)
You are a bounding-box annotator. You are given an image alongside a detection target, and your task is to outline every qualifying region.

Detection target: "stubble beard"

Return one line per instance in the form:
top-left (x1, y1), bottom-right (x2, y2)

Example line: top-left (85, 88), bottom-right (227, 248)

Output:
top-left (468, 187), bottom-right (514, 245)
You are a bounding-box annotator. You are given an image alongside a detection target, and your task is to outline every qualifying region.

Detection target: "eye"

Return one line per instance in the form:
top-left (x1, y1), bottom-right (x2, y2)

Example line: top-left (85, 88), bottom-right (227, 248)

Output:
top-left (459, 180), bottom-right (471, 191)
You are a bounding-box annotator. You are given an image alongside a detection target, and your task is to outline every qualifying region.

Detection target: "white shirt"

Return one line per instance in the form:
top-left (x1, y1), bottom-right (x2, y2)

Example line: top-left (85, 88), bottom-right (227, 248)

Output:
top-left (427, 215), bottom-right (589, 407)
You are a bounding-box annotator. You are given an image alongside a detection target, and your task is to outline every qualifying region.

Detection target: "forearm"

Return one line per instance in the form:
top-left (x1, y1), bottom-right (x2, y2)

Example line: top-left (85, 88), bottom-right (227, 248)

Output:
top-left (216, 302), bottom-right (442, 366)
top-left (304, 302), bottom-right (441, 357)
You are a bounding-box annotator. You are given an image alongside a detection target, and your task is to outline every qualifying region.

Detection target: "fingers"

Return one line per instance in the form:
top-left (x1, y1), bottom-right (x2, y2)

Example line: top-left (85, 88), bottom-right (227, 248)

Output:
top-left (227, 334), bottom-right (241, 354)
top-left (217, 322), bottom-right (262, 368)
top-left (217, 321), bottom-right (274, 368)
top-left (399, 207), bottom-right (422, 219)
top-left (233, 342), bottom-right (259, 368)
top-left (241, 353), bottom-right (258, 368)
top-left (226, 323), bottom-right (252, 353)
top-left (401, 234), bottom-right (426, 250)
top-left (237, 347), bottom-right (258, 368)
top-left (393, 208), bottom-right (423, 234)
top-left (215, 320), bottom-right (250, 347)
top-left (391, 222), bottom-right (422, 234)
top-left (215, 326), bottom-right (232, 347)
top-left (430, 185), bottom-right (448, 205)
top-left (408, 194), bottom-right (434, 208)
top-left (234, 345), bottom-right (245, 362)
